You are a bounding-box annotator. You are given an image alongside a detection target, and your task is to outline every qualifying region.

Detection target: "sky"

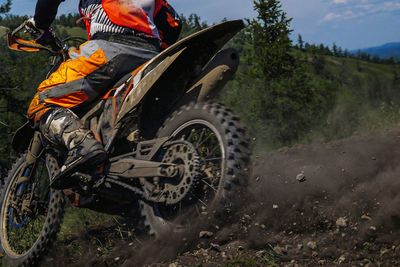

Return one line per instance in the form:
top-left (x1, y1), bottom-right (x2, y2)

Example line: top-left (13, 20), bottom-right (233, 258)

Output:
top-left (5, 0), bottom-right (400, 50)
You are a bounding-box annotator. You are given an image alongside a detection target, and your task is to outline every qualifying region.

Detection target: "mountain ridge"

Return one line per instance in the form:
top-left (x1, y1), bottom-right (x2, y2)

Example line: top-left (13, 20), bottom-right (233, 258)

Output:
top-left (350, 42), bottom-right (400, 59)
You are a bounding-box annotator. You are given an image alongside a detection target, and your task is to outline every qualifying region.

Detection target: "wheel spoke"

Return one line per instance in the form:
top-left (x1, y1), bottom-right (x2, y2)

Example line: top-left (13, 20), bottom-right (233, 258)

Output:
top-left (200, 179), bottom-right (218, 192)
top-left (195, 128), bottom-right (206, 148)
top-left (196, 131), bottom-right (213, 149)
top-left (204, 157), bottom-right (222, 162)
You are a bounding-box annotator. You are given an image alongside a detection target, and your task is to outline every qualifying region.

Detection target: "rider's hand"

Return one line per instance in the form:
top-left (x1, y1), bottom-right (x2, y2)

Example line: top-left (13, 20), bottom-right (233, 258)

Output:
top-left (25, 18), bottom-right (54, 43)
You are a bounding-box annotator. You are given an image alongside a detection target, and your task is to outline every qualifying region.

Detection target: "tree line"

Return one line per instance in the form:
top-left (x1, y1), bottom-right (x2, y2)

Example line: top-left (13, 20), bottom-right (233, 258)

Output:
top-left (295, 34), bottom-right (399, 65)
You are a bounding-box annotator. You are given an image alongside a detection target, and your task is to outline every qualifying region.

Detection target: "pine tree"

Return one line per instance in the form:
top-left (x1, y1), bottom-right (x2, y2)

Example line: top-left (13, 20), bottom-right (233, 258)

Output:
top-left (224, 0), bottom-right (336, 145)
top-left (0, 0), bottom-right (11, 13)
top-left (244, 0), bottom-right (295, 82)
top-left (297, 34), bottom-right (304, 50)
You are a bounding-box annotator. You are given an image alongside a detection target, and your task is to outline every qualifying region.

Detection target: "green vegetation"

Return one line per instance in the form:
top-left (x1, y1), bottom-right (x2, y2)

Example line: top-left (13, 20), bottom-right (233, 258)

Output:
top-left (220, 0), bottom-right (400, 149)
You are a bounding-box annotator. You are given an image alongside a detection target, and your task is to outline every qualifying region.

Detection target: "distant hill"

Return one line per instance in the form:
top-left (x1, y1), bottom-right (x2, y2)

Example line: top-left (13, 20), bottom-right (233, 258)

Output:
top-left (351, 42), bottom-right (400, 59)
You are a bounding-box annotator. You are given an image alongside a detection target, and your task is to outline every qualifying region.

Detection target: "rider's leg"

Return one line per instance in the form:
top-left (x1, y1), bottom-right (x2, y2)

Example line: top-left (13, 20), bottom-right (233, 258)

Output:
top-left (39, 108), bottom-right (106, 189)
top-left (27, 39), bottom-right (159, 189)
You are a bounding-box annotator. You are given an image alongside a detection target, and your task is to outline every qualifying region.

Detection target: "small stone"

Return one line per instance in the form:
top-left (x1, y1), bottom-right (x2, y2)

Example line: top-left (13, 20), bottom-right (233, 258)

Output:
top-left (199, 231), bottom-right (214, 238)
top-left (210, 243), bottom-right (221, 252)
top-left (369, 226), bottom-right (377, 231)
top-left (169, 263), bottom-right (178, 267)
top-left (244, 214), bottom-right (251, 220)
top-left (256, 176), bottom-right (260, 182)
top-left (297, 244), bottom-right (303, 250)
top-left (306, 241), bottom-right (317, 250)
top-left (336, 217), bottom-right (347, 227)
top-left (311, 251), bottom-right (318, 257)
top-left (260, 224), bottom-right (266, 229)
top-left (238, 246), bottom-right (244, 251)
top-left (380, 248), bottom-right (390, 256)
top-left (255, 250), bottom-right (265, 257)
top-left (273, 204), bottom-right (279, 209)
top-left (371, 157), bottom-right (377, 160)
top-left (296, 172), bottom-right (306, 182)
top-left (338, 255), bottom-right (346, 264)
top-left (361, 215), bottom-right (372, 220)
top-left (114, 257), bottom-right (120, 261)
top-left (273, 246), bottom-right (285, 254)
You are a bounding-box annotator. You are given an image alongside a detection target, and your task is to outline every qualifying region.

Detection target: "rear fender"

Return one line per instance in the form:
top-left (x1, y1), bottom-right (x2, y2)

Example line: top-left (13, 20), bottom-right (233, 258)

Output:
top-left (116, 20), bottom-right (244, 126)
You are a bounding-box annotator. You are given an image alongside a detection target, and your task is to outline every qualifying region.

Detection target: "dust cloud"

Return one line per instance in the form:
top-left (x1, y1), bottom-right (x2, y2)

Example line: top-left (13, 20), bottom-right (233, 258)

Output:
top-left (49, 127), bottom-right (400, 266)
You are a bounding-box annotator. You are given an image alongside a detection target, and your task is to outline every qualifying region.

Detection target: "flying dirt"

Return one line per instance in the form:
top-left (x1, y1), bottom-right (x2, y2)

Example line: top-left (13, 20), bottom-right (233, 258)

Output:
top-left (42, 126), bottom-right (400, 266)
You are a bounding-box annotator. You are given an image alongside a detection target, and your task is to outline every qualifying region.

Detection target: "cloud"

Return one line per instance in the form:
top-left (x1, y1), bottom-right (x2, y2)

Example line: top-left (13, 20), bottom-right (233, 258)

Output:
top-left (320, 0), bottom-right (400, 23)
top-left (333, 0), bottom-right (348, 4)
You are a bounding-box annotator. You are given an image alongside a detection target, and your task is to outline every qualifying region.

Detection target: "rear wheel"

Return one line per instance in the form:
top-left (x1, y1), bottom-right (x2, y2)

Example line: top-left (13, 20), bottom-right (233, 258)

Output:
top-left (140, 101), bottom-right (250, 237)
top-left (0, 152), bottom-right (65, 266)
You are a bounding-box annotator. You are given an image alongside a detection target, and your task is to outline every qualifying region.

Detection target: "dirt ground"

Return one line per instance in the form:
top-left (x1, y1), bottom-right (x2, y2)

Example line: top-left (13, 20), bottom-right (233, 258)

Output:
top-left (45, 127), bottom-right (400, 266)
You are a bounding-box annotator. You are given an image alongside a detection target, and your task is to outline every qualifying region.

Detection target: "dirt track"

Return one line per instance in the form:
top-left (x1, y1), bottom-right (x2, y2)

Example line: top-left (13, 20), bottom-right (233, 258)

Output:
top-left (45, 127), bottom-right (400, 266)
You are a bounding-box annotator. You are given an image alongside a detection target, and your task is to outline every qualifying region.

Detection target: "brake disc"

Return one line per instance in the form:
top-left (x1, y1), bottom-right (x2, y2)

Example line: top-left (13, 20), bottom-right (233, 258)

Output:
top-left (160, 141), bottom-right (199, 205)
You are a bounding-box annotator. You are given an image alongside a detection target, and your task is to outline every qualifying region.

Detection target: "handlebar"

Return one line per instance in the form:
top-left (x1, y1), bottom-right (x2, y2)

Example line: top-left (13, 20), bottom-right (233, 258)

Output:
top-left (7, 20), bottom-right (87, 61)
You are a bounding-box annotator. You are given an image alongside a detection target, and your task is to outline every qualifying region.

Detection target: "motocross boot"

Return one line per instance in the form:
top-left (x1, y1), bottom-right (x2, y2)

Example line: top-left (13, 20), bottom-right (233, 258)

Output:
top-left (39, 108), bottom-right (106, 189)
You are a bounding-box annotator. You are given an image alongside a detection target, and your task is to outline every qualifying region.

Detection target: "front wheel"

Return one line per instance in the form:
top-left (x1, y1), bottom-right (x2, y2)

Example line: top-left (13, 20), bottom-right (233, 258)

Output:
top-left (140, 101), bottom-right (250, 237)
top-left (0, 152), bottom-right (65, 266)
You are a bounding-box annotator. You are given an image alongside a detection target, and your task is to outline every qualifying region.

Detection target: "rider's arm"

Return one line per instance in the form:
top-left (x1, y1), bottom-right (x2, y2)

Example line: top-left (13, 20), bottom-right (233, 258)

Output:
top-left (154, 0), bottom-right (182, 49)
top-left (34, 0), bottom-right (65, 29)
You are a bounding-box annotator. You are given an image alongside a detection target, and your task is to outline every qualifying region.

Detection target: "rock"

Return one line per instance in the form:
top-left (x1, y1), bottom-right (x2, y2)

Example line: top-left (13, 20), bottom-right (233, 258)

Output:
top-left (336, 217), bottom-right (347, 227)
top-left (273, 245), bottom-right (286, 254)
top-left (306, 241), bottom-right (317, 250)
top-left (369, 226), bottom-right (377, 231)
top-left (338, 255), bottom-right (346, 264)
top-left (210, 243), bottom-right (221, 252)
top-left (255, 250), bottom-right (265, 257)
top-left (296, 172), bottom-right (306, 183)
top-left (114, 257), bottom-right (120, 261)
top-left (256, 176), bottom-right (260, 182)
top-left (380, 248), bottom-right (390, 256)
top-left (273, 204), bottom-right (279, 209)
top-left (244, 214), bottom-right (251, 220)
top-left (297, 244), bottom-right (303, 250)
top-left (238, 246), bottom-right (244, 251)
top-left (361, 214), bottom-right (372, 221)
top-left (199, 231), bottom-right (214, 238)
top-left (311, 251), bottom-right (318, 257)
top-left (169, 263), bottom-right (178, 267)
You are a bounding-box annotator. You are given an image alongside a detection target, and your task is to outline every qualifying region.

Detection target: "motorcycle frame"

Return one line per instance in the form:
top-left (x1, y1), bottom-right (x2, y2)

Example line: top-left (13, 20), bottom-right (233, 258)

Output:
top-left (10, 20), bottom-right (244, 211)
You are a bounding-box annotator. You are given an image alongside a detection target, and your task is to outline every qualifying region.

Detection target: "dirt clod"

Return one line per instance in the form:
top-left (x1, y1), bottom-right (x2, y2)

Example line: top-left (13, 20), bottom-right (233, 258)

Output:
top-left (336, 217), bottom-right (348, 227)
top-left (199, 231), bottom-right (214, 239)
top-left (306, 241), bottom-right (317, 250)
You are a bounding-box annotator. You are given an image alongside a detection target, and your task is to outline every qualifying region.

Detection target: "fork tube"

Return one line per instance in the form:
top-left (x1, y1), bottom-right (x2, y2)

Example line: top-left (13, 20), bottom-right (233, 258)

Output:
top-left (17, 132), bottom-right (43, 184)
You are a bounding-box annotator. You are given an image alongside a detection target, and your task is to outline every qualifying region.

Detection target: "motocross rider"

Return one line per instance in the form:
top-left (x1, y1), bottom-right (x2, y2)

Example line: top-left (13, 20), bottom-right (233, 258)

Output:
top-left (26, 0), bottom-right (182, 189)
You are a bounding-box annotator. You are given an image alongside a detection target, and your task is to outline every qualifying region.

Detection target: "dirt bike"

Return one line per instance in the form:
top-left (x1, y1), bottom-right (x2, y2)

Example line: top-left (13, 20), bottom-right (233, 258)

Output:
top-left (0, 20), bottom-right (250, 266)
